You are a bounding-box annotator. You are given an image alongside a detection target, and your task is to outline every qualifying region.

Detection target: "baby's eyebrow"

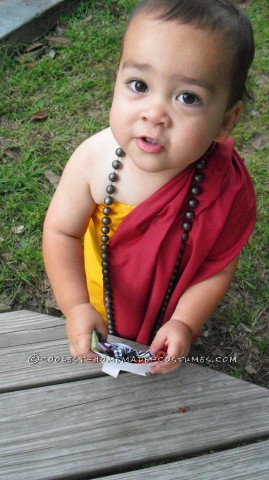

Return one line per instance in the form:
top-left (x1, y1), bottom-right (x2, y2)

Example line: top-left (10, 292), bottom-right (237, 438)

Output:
top-left (122, 61), bottom-right (215, 93)
top-left (123, 61), bottom-right (150, 70)
top-left (172, 74), bottom-right (215, 93)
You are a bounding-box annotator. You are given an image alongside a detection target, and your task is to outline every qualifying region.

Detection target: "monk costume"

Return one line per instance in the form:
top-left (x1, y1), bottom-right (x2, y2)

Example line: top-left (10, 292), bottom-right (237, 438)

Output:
top-left (84, 139), bottom-right (256, 345)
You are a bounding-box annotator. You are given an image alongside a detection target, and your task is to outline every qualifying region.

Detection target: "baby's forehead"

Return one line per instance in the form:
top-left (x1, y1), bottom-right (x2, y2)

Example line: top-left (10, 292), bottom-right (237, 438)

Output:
top-left (122, 14), bottom-right (232, 62)
top-left (124, 13), bottom-right (231, 50)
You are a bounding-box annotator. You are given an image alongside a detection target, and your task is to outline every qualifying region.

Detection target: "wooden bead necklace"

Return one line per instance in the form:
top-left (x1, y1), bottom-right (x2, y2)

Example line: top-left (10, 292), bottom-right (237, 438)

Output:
top-left (100, 147), bottom-right (207, 338)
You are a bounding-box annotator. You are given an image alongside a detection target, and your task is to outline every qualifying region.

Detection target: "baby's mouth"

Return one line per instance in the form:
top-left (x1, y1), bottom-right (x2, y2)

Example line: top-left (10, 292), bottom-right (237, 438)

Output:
top-left (136, 136), bottom-right (163, 153)
top-left (143, 137), bottom-right (159, 145)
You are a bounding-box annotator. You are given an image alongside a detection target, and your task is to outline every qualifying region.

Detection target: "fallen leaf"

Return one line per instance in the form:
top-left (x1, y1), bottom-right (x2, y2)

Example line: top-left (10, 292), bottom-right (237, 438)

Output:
top-left (83, 14), bottom-right (93, 23)
top-left (3, 148), bottom-right (20, 161)
top-left (239, 323), bottom-right (253, 333)
top-left (48, 36), bottom-right (71, 48)
top-left (11, 225), bottom-right (24, 234)
top-left (26, 42), bottom-right (44, 52)
top-left (252, 135), bottom-right (269, 149)
top-left (245, 364), bottom-right (257, 375)
top-left (30, 108), bottom-right (49, 121)
top-left (24, 62), bottom-right (35, 69)
top-left (56, 24), bottom-right (68, 35)
top-left (2, 253), bottom-right (13, 260)
top-left (256, 74), bottom-right (269, 87)
top-left (48, 49), bottom-right (56, 59)
top-left (44, 169), bottom-right (61, 186)
top-left (15, 53), bottom-right (29, 64)
top-left (29, 47), bottom-right (47, 60)
top-left (16, 47), bottom-right (46, 63)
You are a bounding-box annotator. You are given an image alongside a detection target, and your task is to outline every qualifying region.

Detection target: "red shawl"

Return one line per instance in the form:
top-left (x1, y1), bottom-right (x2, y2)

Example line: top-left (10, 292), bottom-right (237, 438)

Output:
top-left (109, 139), bottom-right (256, 344)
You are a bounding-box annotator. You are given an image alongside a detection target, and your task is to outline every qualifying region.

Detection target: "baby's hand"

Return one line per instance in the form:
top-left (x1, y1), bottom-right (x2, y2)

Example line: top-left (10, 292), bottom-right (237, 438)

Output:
top-left (66, 303), bottom-right (107, 360)
top-left (149, 319), bottom-right (193, 374)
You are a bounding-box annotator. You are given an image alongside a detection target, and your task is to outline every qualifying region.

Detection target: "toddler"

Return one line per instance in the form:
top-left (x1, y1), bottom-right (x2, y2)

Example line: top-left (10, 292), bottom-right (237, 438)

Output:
top-left (43, 0), bottom-right (256, 374)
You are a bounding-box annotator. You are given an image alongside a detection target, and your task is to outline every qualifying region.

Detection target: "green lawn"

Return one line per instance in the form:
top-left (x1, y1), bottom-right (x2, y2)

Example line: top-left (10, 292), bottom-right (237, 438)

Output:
top-left (0, 0), bottom-right (268, 386)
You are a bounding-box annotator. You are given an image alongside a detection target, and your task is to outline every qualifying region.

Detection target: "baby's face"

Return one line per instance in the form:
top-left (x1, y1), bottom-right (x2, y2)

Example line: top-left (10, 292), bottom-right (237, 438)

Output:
top-left (110, 15), bottom-right (237, 175)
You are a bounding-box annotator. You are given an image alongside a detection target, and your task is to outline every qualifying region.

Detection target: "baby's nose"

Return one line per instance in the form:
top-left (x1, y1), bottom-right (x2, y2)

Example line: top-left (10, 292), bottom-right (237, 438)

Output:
top-left (140, 98), bottom-right (171, 127)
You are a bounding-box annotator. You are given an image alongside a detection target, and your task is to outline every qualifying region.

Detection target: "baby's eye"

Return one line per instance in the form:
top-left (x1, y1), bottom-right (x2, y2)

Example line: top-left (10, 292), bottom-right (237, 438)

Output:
top-left (127, 80), bottom-right (148, 93)
top-left (177, 92), bottom-right (201, 105)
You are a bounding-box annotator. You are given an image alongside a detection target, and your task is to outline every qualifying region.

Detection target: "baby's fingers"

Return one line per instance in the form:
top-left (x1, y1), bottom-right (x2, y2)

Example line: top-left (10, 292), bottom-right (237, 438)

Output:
top-left (149, 332), bottom-right (166, 356)
top-left (95, 321), bottom-right (108, 343)
top-left (71, 334), bottom-right (97, 360)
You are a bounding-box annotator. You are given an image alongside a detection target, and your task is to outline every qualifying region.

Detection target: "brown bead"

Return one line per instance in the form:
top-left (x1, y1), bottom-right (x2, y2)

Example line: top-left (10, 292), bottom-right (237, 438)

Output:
top-left (102, 217), bottom-right (111, 226)
top-left (182, 221), bottom-right (192, 231)
top-left (103, 207), bottom-right (112, 216)
top-left (106, 184), bottom-right (115, 194)
top-left (191, 186), bottom-right (201, 196)
top-left (104, 196), bottom-right (113, 206)
top-left (116, 147), bottom-right (125, 157)
top-left (109, 172), bottom-right (118, 182)
top-left (194, 173), bottom-right (204, 183)
top-left (188, 198), bottom-right (198, 209)
top-left (112, 160), bottom-right (122, 169)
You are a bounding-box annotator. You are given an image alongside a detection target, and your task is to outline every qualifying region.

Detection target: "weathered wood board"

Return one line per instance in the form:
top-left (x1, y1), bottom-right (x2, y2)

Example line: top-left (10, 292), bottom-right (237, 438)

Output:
top-left (91, 439), bottom-right (269, 480)
top-left (0, 310), bottom-right (102, 391)
top-left (0, 362), bottom-right (269, 478)
top-left (1, 310), bottom-right (268, 480)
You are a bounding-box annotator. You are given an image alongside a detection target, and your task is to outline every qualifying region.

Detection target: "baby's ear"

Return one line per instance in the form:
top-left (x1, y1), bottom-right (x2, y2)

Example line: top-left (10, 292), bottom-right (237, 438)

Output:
top-left (215, 101), bottom-right (244, 142)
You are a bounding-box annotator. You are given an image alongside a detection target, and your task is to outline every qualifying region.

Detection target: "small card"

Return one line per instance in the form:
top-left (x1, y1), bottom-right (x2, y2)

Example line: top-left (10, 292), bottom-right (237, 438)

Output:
top-left (91, 331), bottom-right (163, 378)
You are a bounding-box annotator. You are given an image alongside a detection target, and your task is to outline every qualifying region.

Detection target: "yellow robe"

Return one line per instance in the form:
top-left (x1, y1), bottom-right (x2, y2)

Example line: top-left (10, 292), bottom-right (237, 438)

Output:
top-left (84, 203), bottom-right (135, 321)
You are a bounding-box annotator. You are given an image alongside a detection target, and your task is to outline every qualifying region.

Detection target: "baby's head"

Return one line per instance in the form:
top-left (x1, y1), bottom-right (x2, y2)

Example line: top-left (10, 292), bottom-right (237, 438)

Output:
top-left (121, 0), bottom-right (255, 109)
top-left (110, 1), bottom-right (255, 172)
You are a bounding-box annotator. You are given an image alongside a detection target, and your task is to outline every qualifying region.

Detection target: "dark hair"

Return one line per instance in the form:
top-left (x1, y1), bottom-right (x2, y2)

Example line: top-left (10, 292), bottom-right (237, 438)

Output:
top-left (122, 0), bottom-right (255, 108)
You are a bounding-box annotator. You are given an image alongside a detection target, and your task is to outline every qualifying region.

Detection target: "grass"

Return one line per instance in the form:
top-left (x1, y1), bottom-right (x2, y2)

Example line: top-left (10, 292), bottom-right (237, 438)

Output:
top-left (0, 0), bottom-right (268, 386)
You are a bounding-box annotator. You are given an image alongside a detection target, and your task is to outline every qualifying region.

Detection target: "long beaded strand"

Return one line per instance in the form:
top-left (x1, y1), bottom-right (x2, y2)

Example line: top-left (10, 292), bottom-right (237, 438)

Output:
top-left (101, 147), bottom-right (125, 334)
top-left (100, 148), bottom-right (207, 338)
top-left (152, 157), bottom-right (206, 337)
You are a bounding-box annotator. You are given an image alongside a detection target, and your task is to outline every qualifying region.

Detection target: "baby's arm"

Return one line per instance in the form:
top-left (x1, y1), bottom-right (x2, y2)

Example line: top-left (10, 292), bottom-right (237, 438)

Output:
top-left (149, 256), bottom-right (239, 374)
top-left (43, 142), bottom-right (107, 359)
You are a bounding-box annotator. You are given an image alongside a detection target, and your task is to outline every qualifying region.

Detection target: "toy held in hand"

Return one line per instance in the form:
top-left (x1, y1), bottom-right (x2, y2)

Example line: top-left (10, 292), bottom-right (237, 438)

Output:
top-left (91, 330), bottom-right (164, 377)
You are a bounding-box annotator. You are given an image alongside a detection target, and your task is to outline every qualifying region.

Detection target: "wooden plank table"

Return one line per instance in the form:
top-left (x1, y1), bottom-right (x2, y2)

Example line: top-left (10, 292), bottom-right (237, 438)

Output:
top-left (0, 310), bottom-right (268, 479)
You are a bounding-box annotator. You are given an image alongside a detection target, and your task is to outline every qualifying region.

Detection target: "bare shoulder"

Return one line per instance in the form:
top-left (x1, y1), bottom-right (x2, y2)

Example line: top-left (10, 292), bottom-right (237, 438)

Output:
top-left (66, 128), bottom-right (118, 203)
top-left (44, 128), bottom-right (118, 236)
top-left (68, 128), bottom-right (114, 166)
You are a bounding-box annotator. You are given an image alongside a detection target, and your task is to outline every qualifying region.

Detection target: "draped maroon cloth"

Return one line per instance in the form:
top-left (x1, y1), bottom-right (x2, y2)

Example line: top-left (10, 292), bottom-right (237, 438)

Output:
top-left (109, 139), bottom-right (256, 344)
